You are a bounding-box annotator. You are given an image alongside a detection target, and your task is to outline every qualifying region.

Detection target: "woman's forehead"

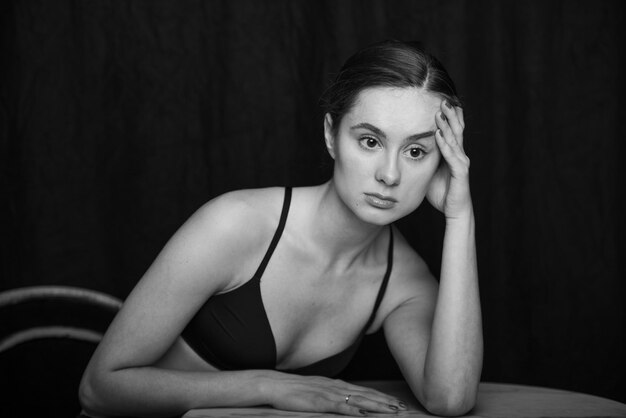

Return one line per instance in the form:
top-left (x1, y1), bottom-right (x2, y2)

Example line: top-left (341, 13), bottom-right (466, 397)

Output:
top-left (344, 86), bottom-right (441, 133)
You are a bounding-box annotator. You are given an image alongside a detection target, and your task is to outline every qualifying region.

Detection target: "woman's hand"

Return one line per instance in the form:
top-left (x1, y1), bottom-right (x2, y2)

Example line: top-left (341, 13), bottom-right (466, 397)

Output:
top-left (426, 101), bottom-right (472, 219)
top-left (264, 373), bottom-right (407, 416)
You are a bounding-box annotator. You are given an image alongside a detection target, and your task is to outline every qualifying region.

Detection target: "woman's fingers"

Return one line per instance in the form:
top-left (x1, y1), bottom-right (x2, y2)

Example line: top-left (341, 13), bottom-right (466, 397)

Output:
top-left (341, 380), bottom-right (405, 408)
top-left (335, 381), bottom-right (406, 414)
top-left (436, 128), bottom-right (469, 178)
top-left (435, 128), bottom-right (454, 168)
top-left (320, 379), bottom-right (406, 415)
top-left (429, 101), bottom-right (472, 215)
top-left (439, 101), bottom-right (465, 149)
top-left (336, 402), bottom-right (369, 416)
top-left (304, 393), bottom-right (400, 416)
top-left (456, 105), bottom-right (465, 130)
top-left (436, 115), bottom-right (460, 160)
top-left (270, 375), bottom-right (407, 416)
top-left (436, 107), bottom-right (470, 173)
top-left (343, 393), bottom-right (403, 413)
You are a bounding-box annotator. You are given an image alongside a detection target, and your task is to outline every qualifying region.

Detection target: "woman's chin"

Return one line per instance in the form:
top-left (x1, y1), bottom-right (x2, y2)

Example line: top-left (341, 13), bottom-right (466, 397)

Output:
top-left (355, 201), bottom-right (423, 226)
top-left (354, 206), bottom-right (402, 226)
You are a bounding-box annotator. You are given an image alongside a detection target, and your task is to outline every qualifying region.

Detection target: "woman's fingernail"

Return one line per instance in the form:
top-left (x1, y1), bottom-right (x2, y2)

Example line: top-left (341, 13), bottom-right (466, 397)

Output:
top-left (398, 401), bottom-right (407, 409)
top-left (445, 100), bottom-right (453, 109)
top-left (388, 404), bottom-right (398, 411)
top-left (440, 112), bottom-right (447, 122)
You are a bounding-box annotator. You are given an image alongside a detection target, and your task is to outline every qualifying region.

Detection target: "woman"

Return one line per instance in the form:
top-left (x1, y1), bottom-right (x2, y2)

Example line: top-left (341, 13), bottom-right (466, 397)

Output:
top-left (79, 40), bottom-right (482, 417)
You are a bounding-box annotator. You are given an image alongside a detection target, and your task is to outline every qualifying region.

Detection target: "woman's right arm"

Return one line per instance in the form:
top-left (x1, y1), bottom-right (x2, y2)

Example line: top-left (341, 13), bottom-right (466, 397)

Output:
top-left (79, 191), bottom-right (277, 417)
top-left (79, 189), bottom-right (404, 417)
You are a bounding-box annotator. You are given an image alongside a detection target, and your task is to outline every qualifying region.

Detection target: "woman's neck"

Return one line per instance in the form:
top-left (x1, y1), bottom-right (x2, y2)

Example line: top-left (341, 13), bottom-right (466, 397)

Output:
top-left (305, 181), bottom-right (386, 271)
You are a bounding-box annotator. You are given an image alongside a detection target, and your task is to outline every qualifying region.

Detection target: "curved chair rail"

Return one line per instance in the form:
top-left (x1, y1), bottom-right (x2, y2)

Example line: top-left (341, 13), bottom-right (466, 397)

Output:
top-left (0, 285), bottom-right (123, 353)
top-left (0, 285), bottom-right (123, 309)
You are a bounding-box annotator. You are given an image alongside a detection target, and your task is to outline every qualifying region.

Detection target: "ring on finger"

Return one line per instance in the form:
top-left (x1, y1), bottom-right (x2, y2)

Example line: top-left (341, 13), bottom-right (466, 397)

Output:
top-left (345, 394), bottom-right (352, 404)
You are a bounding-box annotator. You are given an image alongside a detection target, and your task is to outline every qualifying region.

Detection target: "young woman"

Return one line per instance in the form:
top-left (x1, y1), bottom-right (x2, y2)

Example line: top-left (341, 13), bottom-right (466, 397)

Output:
top-left (79, 39), bottom-right (482, 417)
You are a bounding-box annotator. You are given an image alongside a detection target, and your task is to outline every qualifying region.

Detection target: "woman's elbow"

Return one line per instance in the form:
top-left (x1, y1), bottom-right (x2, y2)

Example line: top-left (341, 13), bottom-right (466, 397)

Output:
top-left (424, 398), bottom-right (475, 417)
top-left (422, 384), bottom-right (478, 416)
top-left (78, 369), bottom-right (110, 416)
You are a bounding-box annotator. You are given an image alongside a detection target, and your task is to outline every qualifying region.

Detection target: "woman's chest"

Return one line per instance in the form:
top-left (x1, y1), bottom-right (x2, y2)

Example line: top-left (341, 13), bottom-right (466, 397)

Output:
top-left (258, 249), bottom-right (388, 369)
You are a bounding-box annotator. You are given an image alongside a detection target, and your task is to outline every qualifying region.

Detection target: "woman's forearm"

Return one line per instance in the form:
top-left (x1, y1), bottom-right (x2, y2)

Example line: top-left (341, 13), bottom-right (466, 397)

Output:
top-left (80, 366), bottom-right (274, 417)
top-left (422, 208), bottom-right (483, 413)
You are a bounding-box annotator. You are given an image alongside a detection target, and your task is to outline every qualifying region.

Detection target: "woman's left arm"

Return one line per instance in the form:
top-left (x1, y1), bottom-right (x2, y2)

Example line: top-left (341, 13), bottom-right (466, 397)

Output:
top-left (425, 206), bottom-right (482, 415)
top-left (384, 102), bottom-right (483, 416)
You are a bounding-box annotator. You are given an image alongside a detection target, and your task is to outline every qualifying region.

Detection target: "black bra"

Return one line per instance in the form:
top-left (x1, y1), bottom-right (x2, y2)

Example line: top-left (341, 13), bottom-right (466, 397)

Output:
top-left (182, 187), bottom-right (394, 377)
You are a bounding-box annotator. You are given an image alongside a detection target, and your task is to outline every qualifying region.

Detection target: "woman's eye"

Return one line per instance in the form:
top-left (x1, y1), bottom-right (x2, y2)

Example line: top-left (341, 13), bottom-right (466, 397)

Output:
top-left (359, 137), bottom-right (380, 150)
top-left (406, 147), bottom-right (426, 159)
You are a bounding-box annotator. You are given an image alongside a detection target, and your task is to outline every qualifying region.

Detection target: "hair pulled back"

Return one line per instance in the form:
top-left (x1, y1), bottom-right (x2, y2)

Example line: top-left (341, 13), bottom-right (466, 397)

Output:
top-left (321, 40), bottom-right (461, 134)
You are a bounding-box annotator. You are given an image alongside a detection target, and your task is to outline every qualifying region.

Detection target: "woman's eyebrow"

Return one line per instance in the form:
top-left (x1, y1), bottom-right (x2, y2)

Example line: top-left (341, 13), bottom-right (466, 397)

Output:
top-left (351, 122), bottom-right (387, 138)
top-left (405, 131), bottom-right (436, 142)
top-left (350, 122), bottom-right (435, 142)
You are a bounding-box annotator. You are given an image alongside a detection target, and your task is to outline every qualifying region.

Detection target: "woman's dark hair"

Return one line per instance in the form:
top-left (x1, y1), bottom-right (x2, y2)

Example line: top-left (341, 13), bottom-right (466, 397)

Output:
top-left (321, 40), bottom-right (461, 134)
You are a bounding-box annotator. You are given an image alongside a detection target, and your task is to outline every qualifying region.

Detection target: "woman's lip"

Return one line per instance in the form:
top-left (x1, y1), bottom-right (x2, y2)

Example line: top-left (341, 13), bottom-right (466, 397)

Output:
top-left (365, 192), bottom-right (398, 202)
top-left (364, 193), bottom-right (398, 209)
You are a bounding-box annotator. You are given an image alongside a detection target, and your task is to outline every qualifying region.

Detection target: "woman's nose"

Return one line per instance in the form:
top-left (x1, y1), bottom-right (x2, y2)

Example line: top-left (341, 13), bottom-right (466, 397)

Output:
top-left (375, 154), bottom-right (400, 186)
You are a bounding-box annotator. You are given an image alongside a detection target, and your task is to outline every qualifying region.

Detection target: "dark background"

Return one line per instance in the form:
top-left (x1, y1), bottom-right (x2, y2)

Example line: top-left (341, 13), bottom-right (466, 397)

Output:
top-left (2, 0), bottom-right (625, 409)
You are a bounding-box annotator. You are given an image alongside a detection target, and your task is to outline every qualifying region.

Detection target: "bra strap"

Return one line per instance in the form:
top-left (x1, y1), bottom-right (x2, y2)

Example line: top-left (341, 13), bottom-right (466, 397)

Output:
top-left (253, 187), bottom-right (292, 278)
top-left (361, 225), bottom-right (394, 334)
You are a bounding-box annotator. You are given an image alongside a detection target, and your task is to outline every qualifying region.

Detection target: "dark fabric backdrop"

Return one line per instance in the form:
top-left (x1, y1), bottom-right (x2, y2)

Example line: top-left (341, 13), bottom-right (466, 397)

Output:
top-left (2, 0), bottom-right (625, 405)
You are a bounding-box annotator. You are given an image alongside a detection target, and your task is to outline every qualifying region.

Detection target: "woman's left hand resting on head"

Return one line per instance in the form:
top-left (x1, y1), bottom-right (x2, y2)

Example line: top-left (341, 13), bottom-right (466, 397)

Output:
top-left (383, 100), bottom-right (482, 416)
top-left (428, 102), bottom-right (471, 219)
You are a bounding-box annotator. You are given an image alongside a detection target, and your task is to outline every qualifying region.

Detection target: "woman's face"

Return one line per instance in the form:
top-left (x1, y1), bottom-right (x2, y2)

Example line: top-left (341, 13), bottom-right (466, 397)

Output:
top-left (325, 86), bottom-right (442, 226)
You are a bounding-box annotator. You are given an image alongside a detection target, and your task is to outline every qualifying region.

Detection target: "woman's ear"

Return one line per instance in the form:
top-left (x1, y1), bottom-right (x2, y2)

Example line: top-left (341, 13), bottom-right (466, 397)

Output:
top-left (323, 113), bottom-right (336, 159)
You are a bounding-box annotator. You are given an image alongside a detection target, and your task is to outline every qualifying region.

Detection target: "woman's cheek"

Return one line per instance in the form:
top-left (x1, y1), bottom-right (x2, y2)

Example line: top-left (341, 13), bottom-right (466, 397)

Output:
top-left (403, 166), bottom-right (435, 201)
top-left (338, 153), bottom-right (372, 181)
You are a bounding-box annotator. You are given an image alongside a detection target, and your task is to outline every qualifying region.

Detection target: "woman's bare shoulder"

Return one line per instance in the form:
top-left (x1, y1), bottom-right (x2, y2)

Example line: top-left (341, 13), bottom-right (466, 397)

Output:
top-left (193, 186), bottom-right (287, 239)
top-left (385, 226), bottom-right (439, 305)
top-left (366, 226), bottom-right (437, 332)
top-left (145, 187), bottom-right (288, 296)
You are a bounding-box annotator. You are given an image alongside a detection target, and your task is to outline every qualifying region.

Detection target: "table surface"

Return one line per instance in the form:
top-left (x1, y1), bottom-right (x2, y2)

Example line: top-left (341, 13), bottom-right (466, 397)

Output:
top-left (183, 380), bottom-right (626, 418)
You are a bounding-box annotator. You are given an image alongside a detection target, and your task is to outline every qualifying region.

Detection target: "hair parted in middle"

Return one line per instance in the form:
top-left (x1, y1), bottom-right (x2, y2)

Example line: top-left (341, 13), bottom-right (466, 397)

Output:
top-left (320, 39), bottom-right (461, 135)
